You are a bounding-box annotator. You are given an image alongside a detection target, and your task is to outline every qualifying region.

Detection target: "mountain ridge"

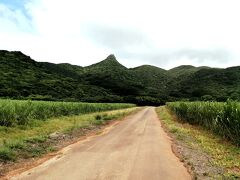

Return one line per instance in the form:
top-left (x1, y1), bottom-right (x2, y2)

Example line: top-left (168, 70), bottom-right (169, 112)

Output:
top-left (3, 50), bottom-right (231, 71)
top-left (0, 50), bottom-right (239, 105)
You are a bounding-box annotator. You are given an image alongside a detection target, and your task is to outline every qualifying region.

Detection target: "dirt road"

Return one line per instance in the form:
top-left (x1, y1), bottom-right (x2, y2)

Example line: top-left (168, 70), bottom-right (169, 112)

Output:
top-left (12, 107), bottom-right (191, 180)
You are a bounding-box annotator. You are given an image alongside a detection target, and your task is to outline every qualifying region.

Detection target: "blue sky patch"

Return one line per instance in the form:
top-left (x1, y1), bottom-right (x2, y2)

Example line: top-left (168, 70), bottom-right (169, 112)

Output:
top-left (1, 0), bottom-right (26, 10)
top-left (0, 0), bottom-right (31, 18)
top-left (0, 0), bottom-right (34, 33)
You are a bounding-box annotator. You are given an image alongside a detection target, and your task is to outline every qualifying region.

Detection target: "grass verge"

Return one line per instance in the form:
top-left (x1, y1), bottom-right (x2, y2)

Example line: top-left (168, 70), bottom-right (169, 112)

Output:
top-left (0, 107), bottom-right (139, 176)
top-left (156, 106), bottom-right (240, 179)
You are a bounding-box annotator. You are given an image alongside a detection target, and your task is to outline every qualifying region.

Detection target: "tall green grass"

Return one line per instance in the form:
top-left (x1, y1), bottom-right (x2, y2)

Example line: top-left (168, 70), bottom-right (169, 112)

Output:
top-left (0, 100), bottom-right (135, 126)
top-left (167, 101), bottom-right (240, 146)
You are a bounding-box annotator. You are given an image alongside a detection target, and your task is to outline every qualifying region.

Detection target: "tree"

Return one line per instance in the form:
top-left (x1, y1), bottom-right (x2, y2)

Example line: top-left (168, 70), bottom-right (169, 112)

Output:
top-left (201, 95), bottom-right (214, 101)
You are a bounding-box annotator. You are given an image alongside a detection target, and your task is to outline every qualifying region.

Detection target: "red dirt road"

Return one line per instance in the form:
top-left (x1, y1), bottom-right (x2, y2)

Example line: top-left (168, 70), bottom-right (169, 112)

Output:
top-left (12, 107), bottom-right (191, 180)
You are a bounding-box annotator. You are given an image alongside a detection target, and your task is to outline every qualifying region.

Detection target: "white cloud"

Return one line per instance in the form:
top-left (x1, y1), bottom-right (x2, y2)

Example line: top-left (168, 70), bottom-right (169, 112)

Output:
top-left (0, 0), bottom-right (240, 69)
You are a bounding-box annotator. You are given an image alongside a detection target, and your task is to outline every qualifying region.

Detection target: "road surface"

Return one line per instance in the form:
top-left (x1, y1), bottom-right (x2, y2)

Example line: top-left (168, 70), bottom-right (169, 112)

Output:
top-left (12, 107), bottom-right (191, 180)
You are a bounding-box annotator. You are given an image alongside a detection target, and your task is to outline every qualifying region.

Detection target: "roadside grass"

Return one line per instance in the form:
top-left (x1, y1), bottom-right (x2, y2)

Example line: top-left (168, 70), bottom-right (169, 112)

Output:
top-left (156, 106), bottom-right (240, 179)
top-left (0, 107), bottom-right (138, 163)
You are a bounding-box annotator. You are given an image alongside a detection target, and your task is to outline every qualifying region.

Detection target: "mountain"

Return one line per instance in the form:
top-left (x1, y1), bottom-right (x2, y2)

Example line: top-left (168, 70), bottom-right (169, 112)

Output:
top-left (167, 65), bottom-right (210, 78)
top-left (80, 54), bottom-right (143, 97)
top-left (84, 54), bottom-right (127, 72)
top-left (0, 50), bottom-right (240, 105)
top-left (173, 66), bottom-right (240, 101)
top-left (130, 65), bottom-right (168, 99)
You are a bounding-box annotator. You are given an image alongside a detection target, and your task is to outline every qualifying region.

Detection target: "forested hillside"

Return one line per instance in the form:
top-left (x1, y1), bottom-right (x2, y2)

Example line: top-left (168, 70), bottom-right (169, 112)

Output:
top-left (0, 50), bottom-right (239, 105)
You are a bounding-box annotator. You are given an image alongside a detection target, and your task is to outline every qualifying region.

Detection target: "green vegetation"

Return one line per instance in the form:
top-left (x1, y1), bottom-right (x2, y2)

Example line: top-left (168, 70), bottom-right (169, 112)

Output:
top-left (156, 106), bottom-right (240, 178)
top-left (0, 99), bottom-right (134, 126)
top-left (0, 107), bottom-right (138, 162)
top-left (167, 101), bottom-right (240, 146)
top-left (0, 99), bottom-right (135, 163)
top-left (1, 50), bottom-right (239, 105)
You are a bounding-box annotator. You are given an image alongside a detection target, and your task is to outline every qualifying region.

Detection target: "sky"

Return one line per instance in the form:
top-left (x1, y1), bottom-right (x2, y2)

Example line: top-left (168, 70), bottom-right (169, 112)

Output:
top-left (0, 0), bottom-right (240, 69)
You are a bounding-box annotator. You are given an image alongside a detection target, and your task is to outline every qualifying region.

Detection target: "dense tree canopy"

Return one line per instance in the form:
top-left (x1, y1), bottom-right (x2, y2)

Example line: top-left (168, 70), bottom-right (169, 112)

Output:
top-left (0, 50), bottom-right (240, 105)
